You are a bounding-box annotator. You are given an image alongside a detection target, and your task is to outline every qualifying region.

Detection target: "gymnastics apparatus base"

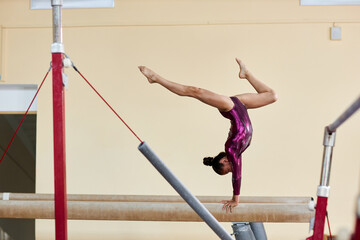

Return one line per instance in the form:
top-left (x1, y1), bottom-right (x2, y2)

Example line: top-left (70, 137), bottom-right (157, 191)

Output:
top-left (0, 193), bottom-right (314, 223)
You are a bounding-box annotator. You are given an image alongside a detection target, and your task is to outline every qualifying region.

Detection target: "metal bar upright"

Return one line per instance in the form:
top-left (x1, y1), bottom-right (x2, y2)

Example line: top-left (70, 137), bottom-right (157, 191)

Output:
top-left (138, 142), bottom-right (233, 240)
top-left (51, 0), bottom-right (67, 240)
top-left (307, 128), bottom-right (336, 240)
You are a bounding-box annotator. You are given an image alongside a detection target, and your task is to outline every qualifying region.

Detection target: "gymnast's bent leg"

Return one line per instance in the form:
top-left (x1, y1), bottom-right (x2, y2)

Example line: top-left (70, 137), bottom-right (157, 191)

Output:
top-left (234, 58), bottom-right (278, 109)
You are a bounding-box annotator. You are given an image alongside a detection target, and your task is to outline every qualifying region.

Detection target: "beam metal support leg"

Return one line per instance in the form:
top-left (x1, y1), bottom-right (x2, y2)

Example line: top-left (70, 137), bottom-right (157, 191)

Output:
top-left (232, 223), bottom-right (255, 240)
top-left (249, 223), bottom-right (267, 240)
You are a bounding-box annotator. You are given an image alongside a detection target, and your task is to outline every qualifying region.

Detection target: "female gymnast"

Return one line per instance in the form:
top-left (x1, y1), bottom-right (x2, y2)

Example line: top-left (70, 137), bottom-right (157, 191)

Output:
top-left (138, 58), bottom-right (277, 213)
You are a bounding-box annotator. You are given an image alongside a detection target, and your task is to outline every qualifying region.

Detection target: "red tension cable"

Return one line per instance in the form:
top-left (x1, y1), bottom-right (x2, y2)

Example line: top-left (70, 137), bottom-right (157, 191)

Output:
top-left (0, 67), bottom-right (51, 164)
top-left (326, 213), bottom-right (333, 240)
top-left (73, 66), bottom-right (143, 143)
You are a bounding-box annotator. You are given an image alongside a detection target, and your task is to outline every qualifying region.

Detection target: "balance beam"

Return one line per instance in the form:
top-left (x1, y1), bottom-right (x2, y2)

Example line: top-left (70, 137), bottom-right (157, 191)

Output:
top-left (0, 193), bottom-right (312, 204)
top-left (0, 194), bottom-right (314, 223)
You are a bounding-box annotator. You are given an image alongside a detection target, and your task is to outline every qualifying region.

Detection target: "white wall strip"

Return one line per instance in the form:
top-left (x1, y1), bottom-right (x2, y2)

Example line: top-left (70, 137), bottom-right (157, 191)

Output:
top-left (31, 0), bottom-right (114, 9)
top-left (2, 193), bottom-right (10, 201)
top-left (0, 84), bottom-right (38, 112)
top-left (301, 0), bottom-right (360, 5)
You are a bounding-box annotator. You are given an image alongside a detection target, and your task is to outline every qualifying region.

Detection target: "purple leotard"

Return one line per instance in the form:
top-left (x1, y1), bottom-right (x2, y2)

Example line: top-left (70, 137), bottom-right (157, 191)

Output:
top-left (220, 97), bottom-right (253, 195)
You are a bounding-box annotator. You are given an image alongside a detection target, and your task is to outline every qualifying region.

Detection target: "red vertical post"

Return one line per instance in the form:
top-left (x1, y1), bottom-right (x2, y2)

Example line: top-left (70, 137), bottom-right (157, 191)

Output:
top-left (51, 0), bottom-right (67, 238)
top-left (353, 218), bottom-right (360, 240)
top-left (352, 196), bottom-right (360, 240)
top-left (52, 51), bottom-right (67, 240)
top-left (307, 196), bottom-right (328, 240)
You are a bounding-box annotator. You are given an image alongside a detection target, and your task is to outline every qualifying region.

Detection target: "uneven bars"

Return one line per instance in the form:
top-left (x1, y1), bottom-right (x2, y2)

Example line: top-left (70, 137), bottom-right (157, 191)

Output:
top-left (310, 95), bottom-right (360, 240)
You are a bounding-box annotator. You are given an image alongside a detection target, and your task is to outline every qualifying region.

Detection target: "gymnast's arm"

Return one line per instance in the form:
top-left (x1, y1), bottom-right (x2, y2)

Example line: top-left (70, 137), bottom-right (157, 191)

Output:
top-left (221, 153), bottom-right (242, 213)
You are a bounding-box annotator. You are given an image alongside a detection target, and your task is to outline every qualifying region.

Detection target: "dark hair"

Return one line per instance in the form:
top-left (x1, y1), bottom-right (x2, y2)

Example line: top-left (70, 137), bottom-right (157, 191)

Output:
top-left (203, 152), bottom-right (227, 175)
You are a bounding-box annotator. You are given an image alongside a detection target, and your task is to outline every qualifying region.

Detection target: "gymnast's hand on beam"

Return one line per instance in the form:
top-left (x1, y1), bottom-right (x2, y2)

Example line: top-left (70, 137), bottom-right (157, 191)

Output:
top-left (221, 195), bottom-right (239, 213)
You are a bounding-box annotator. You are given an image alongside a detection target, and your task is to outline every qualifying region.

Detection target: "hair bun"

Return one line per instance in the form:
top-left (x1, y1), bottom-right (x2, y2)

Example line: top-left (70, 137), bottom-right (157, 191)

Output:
top-left (203, 157), bottom-right (214, 166)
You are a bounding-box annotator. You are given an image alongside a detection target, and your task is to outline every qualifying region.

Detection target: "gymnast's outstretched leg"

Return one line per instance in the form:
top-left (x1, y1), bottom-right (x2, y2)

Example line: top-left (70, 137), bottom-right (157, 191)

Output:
top-left (138, 59), bottom-right (277, 111)
top-left (138, 65), bottom-right (234, 112)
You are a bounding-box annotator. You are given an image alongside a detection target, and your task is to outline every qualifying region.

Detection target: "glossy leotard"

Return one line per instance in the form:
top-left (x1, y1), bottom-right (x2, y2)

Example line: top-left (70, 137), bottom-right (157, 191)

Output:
top-left (220, 97), bottom-right (253, 195)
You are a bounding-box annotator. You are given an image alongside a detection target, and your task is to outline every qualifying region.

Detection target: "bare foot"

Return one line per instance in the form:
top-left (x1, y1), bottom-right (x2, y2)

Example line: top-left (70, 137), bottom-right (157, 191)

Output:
top-left (138, 66), bottom-right (160, 84)
top-left (235, 58), bottom-right (248, 79)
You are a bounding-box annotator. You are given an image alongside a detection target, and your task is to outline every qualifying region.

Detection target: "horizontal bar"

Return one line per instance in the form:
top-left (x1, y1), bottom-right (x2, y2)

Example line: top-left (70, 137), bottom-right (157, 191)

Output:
top-left (0, 193), bottom-right (312, 204)
top-left (328, 96), bottom-right (360, 132)
top-left (0, 200), bottom-right (314, 223)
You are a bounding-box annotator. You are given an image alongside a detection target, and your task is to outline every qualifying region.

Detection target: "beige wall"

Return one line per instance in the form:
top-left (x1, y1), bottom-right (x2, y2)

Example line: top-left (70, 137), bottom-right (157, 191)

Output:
top-left (1, 0), bottom-right (360, 239)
